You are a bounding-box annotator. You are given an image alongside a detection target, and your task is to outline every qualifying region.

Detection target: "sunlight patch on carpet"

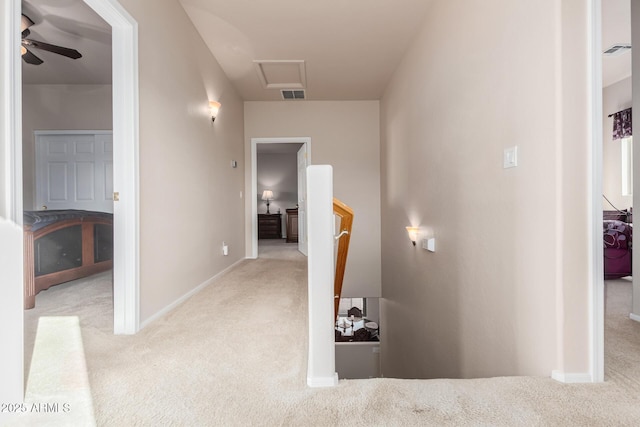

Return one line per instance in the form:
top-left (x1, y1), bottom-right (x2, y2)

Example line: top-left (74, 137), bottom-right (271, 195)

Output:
top-left (8, 316), bottom-right (95, 426)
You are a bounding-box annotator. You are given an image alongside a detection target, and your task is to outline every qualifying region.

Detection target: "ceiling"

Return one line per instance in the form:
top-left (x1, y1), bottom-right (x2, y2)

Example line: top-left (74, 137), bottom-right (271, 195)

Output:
top-left (602, 0), bottom-right (632, 87)
top-left (177, 0), bottom-right (434, 101)
top-left (21, 0), bottom-right (632, 95)
top-left (21, 0), bottom-right (111, 85)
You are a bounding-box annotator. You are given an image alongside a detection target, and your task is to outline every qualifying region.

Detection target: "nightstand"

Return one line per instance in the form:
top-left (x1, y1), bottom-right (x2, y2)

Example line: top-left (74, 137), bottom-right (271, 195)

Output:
top-left (258, 214), bottom-right (281, 239)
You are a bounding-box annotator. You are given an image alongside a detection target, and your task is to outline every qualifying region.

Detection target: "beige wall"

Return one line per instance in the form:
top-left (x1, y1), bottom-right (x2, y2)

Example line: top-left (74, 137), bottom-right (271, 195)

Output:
top-left (21, 84), bottom-right (113, 210)
top-left (244, 101), bottom-right (381, 297)
top-left (380, 0), bottom-right (591, 378)
top-left (602, 77), bottom-right (632, 211)
top-left (120, 0), bottom-right (245, 323)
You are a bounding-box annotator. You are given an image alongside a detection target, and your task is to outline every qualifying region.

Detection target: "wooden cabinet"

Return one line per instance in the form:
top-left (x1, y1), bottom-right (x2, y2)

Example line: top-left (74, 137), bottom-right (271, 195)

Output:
top-left (258, 214), bottom-right (281, 239)
top-left (286, 209), bottom-right (298, 243)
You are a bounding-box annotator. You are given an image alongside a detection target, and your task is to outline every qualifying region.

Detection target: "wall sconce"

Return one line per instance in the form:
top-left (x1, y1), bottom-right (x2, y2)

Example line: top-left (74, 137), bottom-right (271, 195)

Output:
top-left (209, 101), bottom-right (221, 122)
top-left (406, 227), bottom-right (419, 246)
top-left (262, 190), bottom-right (274, 214)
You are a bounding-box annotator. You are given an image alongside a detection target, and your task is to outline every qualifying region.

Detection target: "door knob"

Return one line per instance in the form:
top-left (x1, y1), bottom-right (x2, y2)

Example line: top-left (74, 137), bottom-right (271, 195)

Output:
top-left (41, 205), bottom-right (47, 210)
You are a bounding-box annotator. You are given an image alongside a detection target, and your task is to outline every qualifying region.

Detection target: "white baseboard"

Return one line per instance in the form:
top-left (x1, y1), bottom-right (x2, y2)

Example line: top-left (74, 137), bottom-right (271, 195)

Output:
top-left (307, 373), bottom-right (339, 388)
top-left (551, 370), bottom-right (593, 383)
top-left (630, 313), bottom-right (640, 323)
top-left (139, 258), bottom-right (246, 330)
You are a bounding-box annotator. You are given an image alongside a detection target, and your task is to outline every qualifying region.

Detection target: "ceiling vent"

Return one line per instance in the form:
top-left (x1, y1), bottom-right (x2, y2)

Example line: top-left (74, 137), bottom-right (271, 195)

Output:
top-left (281, 89), bottom-right (306, 100)
top-left (603, 44), bottom-right (631, 56)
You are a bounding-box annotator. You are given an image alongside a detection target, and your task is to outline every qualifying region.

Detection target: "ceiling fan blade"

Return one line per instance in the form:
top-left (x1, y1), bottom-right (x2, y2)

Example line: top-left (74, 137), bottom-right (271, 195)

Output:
top-left (24, 39), bottom-right (82, 60)
top-left (21, 14), bottom-right (34, 33)
top-left (22, 28), bottom-right (30, 39)
top-left (22, 48), bottom-right (43, 65)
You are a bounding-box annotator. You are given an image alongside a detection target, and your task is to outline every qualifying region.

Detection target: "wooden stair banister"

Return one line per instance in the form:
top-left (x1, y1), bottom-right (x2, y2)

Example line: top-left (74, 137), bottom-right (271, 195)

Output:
top-left (333, 198), bottom-right (354, 319)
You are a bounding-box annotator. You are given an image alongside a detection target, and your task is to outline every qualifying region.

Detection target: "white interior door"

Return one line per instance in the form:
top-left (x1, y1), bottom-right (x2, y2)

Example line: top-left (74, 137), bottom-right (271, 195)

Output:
top-left (297, 144), bottom-right (309, 255)
top-left (35, 132), bottom-right (113, 212)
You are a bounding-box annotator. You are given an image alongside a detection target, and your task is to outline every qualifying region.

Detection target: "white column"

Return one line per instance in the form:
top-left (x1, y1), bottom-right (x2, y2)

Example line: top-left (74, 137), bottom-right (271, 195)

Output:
top-left (306, 165), bottom-right (338, 387)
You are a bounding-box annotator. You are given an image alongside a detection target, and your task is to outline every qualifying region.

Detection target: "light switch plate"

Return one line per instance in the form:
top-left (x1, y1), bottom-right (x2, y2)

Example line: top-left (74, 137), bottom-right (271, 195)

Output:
top-left (503, 146), bottom-right (518, 169)
top-left (422, 238), bottom-right (436, 252)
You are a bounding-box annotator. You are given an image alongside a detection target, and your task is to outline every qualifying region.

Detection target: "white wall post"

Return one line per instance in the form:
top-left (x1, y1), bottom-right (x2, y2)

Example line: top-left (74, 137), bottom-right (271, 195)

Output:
top-left (306, 165), bottom-right (339, 387)
top-left (0, 0), bottom-right (25, 417)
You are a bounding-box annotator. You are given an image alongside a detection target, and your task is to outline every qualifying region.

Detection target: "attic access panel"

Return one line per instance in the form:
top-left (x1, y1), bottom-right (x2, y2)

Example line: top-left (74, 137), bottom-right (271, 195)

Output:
top-left (254, 60), bottom-right (307, 89)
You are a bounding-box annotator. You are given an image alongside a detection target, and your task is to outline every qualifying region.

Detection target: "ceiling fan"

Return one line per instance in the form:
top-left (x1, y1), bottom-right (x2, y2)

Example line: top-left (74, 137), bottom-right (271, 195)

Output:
top-left (21, 14), bottom-right (82, 65)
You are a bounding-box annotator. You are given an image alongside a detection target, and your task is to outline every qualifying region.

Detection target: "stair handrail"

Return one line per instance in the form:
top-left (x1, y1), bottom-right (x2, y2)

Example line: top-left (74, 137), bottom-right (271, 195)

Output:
top-left (333, 198), bottom-right (354, 319)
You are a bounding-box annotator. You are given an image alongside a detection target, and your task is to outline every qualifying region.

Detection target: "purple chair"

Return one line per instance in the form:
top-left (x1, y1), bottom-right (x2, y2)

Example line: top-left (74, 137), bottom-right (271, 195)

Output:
top-left (604, 219), bottom-right (632, 279)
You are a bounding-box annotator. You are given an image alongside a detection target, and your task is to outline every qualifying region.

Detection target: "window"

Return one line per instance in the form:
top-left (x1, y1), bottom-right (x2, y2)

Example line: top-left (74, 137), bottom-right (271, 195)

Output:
top-left (337, 298), bottom-right (365, 317)
top-left (621, 136), bottom-right (633, 196)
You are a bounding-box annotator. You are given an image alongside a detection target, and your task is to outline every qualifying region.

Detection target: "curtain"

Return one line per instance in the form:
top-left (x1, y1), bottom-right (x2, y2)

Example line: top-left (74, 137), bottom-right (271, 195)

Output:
top-left (612, 108), bottom-right (632, 140)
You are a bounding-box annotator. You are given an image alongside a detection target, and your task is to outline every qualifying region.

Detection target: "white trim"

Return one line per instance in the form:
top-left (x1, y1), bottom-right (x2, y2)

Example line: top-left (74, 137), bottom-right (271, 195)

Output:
top-left (551, 370), bottom-right (593, 384)
top-left (630, 313), bottom-right (640, 323)
top-left (34, 130), bottom-right (113, 135)
top-left (307, 373), bottom-right (339, 388)
top-left (4, 0), bottom-right (22, 223)
top-left (0, 0), bottom-right (24, 411)
top-left (139, 258), bottom-right (246, 330)
top-left (588, 0), bottom-right (605, 384)
top-left (82, 0), bottom-right (140, 335)
top-left (249, 137), bottom-right (311, 259)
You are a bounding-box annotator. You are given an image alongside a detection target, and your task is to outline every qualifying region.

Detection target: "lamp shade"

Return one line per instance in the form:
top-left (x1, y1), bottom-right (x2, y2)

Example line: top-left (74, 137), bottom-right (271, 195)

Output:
top-left (406, 226), bottom-right (419, 244)
top-left (261, 190), bottom-right (274, 200)
top-left (209, 101), bottom-right (221, 120)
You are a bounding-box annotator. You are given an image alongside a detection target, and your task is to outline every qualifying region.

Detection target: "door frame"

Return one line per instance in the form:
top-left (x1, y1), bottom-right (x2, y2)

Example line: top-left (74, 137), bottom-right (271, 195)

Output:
top-left (1, 0), bottom-right (25, 408)
top-left (249, 137), bottom-right (311, 259)
top-left (589, 0), bottom-right (604, 383)
top-left (82, 0), bottom-right (140, 335)
top-left (4, 0), bottom-right (139, 337)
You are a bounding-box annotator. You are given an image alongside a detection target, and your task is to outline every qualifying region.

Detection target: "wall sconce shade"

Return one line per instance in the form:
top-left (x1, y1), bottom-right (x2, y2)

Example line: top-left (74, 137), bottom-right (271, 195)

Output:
top-left (406, 226), bottom-right (419, 246)
top-left (262, 190), bottom-right (274, 214)
top-left (209, 101), bottom-right (221, 122)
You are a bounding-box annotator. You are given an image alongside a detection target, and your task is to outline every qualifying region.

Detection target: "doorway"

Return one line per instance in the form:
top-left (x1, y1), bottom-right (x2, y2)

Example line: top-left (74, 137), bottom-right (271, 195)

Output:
top-left (19, 0), bottom-right (138, 333)
top-left (249, 137), bottom-right (311, 259)
top-left (17, 0), bottom-right (139, 334)
top-left (1, 0), bottom-right (138, 408)
top-left (600, 0), bottom-right (638, 384)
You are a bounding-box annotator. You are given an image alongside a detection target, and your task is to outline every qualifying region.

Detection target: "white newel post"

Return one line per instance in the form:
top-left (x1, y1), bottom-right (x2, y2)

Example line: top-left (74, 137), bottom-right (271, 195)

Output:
top-left (306, 165), bottom-right (339, 387)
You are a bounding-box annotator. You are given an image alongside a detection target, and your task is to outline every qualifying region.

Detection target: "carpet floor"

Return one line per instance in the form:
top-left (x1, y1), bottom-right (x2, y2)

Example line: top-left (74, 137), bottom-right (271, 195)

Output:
top-left (21, 241), bottom-right (640, 426)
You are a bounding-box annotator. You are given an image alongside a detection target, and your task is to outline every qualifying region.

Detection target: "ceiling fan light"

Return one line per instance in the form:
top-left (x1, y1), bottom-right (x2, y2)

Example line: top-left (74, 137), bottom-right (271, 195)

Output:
top-left (21, 46), bottom-right (27, 56)
top-left (21, 14), bottom-right (34, 33)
